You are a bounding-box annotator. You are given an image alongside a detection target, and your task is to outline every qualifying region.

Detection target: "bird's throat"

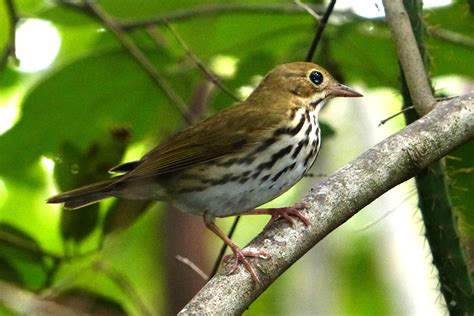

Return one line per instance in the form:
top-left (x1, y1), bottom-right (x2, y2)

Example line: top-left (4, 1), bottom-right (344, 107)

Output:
top-left (309, 97), bottom-right (326, 110)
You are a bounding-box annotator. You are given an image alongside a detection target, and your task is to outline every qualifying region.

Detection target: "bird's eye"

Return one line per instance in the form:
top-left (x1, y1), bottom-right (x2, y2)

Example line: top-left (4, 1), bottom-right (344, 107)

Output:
top-left (309, 71), bottom-right (323, 85)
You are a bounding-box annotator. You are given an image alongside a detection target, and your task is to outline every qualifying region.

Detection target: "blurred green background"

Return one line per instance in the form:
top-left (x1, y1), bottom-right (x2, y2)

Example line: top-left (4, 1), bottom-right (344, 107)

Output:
top-left (0, 0), bottom-right (473, 315)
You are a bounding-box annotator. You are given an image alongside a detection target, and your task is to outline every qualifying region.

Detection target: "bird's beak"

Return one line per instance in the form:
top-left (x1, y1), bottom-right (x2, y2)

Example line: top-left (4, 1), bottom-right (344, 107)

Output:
top-left (329, 83), bottom-right (363, 98)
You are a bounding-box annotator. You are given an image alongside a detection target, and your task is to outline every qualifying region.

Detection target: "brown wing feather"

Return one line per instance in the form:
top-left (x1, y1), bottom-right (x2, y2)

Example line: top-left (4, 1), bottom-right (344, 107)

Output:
top-left (117, 102), bottom-right (287, 182)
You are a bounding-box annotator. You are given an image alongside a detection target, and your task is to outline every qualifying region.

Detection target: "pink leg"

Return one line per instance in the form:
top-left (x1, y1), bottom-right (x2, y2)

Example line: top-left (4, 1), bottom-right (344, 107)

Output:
top-left (204, 213), bottom-right (269, 284)
top-left (242, 202), bottom-right (311, 230)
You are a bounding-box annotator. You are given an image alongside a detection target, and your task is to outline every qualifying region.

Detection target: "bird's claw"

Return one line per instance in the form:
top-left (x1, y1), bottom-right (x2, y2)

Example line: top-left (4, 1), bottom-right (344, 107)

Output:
top-left (223, 248), bottom-right (270, 284)
top-left (263, 203), bottom-right (311, 229)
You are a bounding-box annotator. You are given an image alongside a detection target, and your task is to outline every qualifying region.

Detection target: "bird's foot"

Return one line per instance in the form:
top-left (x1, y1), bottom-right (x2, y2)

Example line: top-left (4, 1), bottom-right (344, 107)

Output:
top-left (245, 203), bottom-right (311, 230)
top-left (223, 246), bottom-right (270, 284)
top-left (204, 213), bottom-right (269, 285)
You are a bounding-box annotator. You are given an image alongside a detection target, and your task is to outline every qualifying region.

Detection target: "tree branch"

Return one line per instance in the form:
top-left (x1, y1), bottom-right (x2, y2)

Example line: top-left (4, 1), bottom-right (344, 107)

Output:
top-left (58, 0), bottom-right (191, 123)
top-left (305, 0), bottom-right (335, 62)
top-left (382, 0), bottom-right (436, 116)
top-left (180, 94), bottom-right (474, 314)
top-left (93, 261), bottom-right (152, 316)
top-left (159, 23), bottom-right (241, 102)
top-left (0, 280), bottom-right (84, 316)
top-left (428, 26), bottom-right (474, 49)
top-left (121, 3), bottom-right (327, 29)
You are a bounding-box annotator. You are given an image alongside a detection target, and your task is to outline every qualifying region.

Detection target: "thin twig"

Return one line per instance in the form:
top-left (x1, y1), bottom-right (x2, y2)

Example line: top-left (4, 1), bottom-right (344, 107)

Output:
top-left (428, 27), bottom-right (474, 49)
top-left (175, 255), bottom-right (208, 280)
top-left (210, 216), bottom-right (241, 279)
top-left (354, 189), bottom-right (417, 231)
top-left (305, 0), bottom-right (336, 62)
top-left (154, 22), bottom-right (241, 101)
top-left (121, 3), bottom-right (327, 29)
top-left (67, 0), bottom-right (191, 123)
top-left (57, 2), bottom-right (351, 31)
top-left (382, 0), bottom-right (436, 116)
top-left (41, 264), bottom-right (92, 299)
top-left (378, 105), bottom-right (415, 126)
top-left (56, 0), bottom-right (88, 11)
top-left (0, 230), bottom-right (62, 260)
top-left (0, 280), bottom-right (84, 316)
top-left (294, 0), bottom-right (321, 20)
top-left (94, 260), bottom-right (152, 316)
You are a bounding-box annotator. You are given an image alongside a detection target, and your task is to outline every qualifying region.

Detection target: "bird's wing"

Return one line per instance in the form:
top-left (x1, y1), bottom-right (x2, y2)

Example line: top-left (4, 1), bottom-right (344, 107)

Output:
top-left (116, 104), bottom-right (287, 183)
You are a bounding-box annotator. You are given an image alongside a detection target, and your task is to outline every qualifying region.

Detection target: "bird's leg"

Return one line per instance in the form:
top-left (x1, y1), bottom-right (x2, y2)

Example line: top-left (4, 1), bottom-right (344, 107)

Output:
top-left (242, 203), bottom-right (311, 230)
top-left (204, 213), bottom-right (269, 284)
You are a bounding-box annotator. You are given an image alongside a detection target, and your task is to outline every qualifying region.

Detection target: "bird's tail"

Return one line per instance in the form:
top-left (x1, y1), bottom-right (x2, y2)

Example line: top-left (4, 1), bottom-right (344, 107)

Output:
top-left (47, 179), bottom-right (116, 209)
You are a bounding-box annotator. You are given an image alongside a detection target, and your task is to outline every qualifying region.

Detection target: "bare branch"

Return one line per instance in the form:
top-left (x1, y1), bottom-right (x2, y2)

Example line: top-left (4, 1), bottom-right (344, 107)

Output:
top-left (429, 27), bottom-right (474, 49)
top-left (378, 105), bottom-right (415, 126)
top-left (294, 0), bottom-right (321, 20)
top-left (57, 0), bottom-right (191, 123)
top-left (40, 250), bottom-right (149, 314)
top-left (176, 255), bottom-right (208, 280)
top-left (0, 280), bottom-right (85, 316)
top-left (121, 3), bottom-right (327, 29)
top-left (382, 0), bottom-right (436, 116)
top-left (180, 94), bottom-right (474, 314)
top-left (0, 229), bottom-right (62, 260)
top-left (157, 23), bottom-right (241, 101)
top-left (94, 260), bottom-right (152, 316)
top-left (305, 0), bottom-right (336, 62)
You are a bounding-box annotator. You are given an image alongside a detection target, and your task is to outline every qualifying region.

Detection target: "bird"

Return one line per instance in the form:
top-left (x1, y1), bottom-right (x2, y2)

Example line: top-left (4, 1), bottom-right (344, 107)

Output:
top-left (47, 62), bottom-right (362, 284)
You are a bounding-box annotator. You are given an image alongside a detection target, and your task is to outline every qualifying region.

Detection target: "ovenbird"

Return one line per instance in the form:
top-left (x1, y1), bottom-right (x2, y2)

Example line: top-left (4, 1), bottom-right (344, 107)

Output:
top-left (48, 62), bottom-right (362, 284)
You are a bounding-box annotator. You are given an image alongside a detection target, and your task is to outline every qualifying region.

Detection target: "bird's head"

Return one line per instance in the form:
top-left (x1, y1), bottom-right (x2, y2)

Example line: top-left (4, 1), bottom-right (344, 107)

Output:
top-left (248, 62), bottom-right (362, 107)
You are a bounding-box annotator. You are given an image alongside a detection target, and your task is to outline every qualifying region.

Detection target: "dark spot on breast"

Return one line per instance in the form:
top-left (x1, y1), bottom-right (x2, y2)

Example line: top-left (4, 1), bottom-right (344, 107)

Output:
top-left (239, 177), bottom-right (249, 184)
top-left (271, 162), bottom-right (297, 182)
top-left (292, 139), bottom-right (305, 159)
top-left (256, 144), bottom-right (293, 171)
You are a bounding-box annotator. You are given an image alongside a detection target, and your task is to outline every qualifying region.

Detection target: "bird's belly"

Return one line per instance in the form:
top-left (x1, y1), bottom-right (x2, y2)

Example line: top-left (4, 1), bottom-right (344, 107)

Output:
top-left (170, 108), bottom-right (321, 217)
top-left (172, 162), bottom-right (307, 217)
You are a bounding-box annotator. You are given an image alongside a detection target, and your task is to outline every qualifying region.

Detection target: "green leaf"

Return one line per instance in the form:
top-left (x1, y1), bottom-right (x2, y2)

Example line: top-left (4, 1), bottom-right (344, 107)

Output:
top-left (0, 222), bottom-right (50, 289)
top-left (0, 256), bottom-right (23, 285)
top-left (331, 21), bottom-right (400, 88)
top-left (98, 0), bottom-right (196, 19)
top-left (53, 142), bottom-right (83, 192)
top-left (211, 51), bottom-right (277, 111)
top-left (40, 6), bottom-right (97, 26)
top-left (56, 129), bottom-right (131, 245)
top-left (103, 200), bottom-right (149, 236)
top-left (15, 0), bottom-right (46, 16)
top-left (425, 2), bottom-right (474, 78)
top-left (0, 50), bottom-right (176, 179)
top-left (319, 121), bottom-right (335, 137)
top-left (0, 222), bottom-right (44, 263)
top-left (60, 204), bottom-right (100, 246)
